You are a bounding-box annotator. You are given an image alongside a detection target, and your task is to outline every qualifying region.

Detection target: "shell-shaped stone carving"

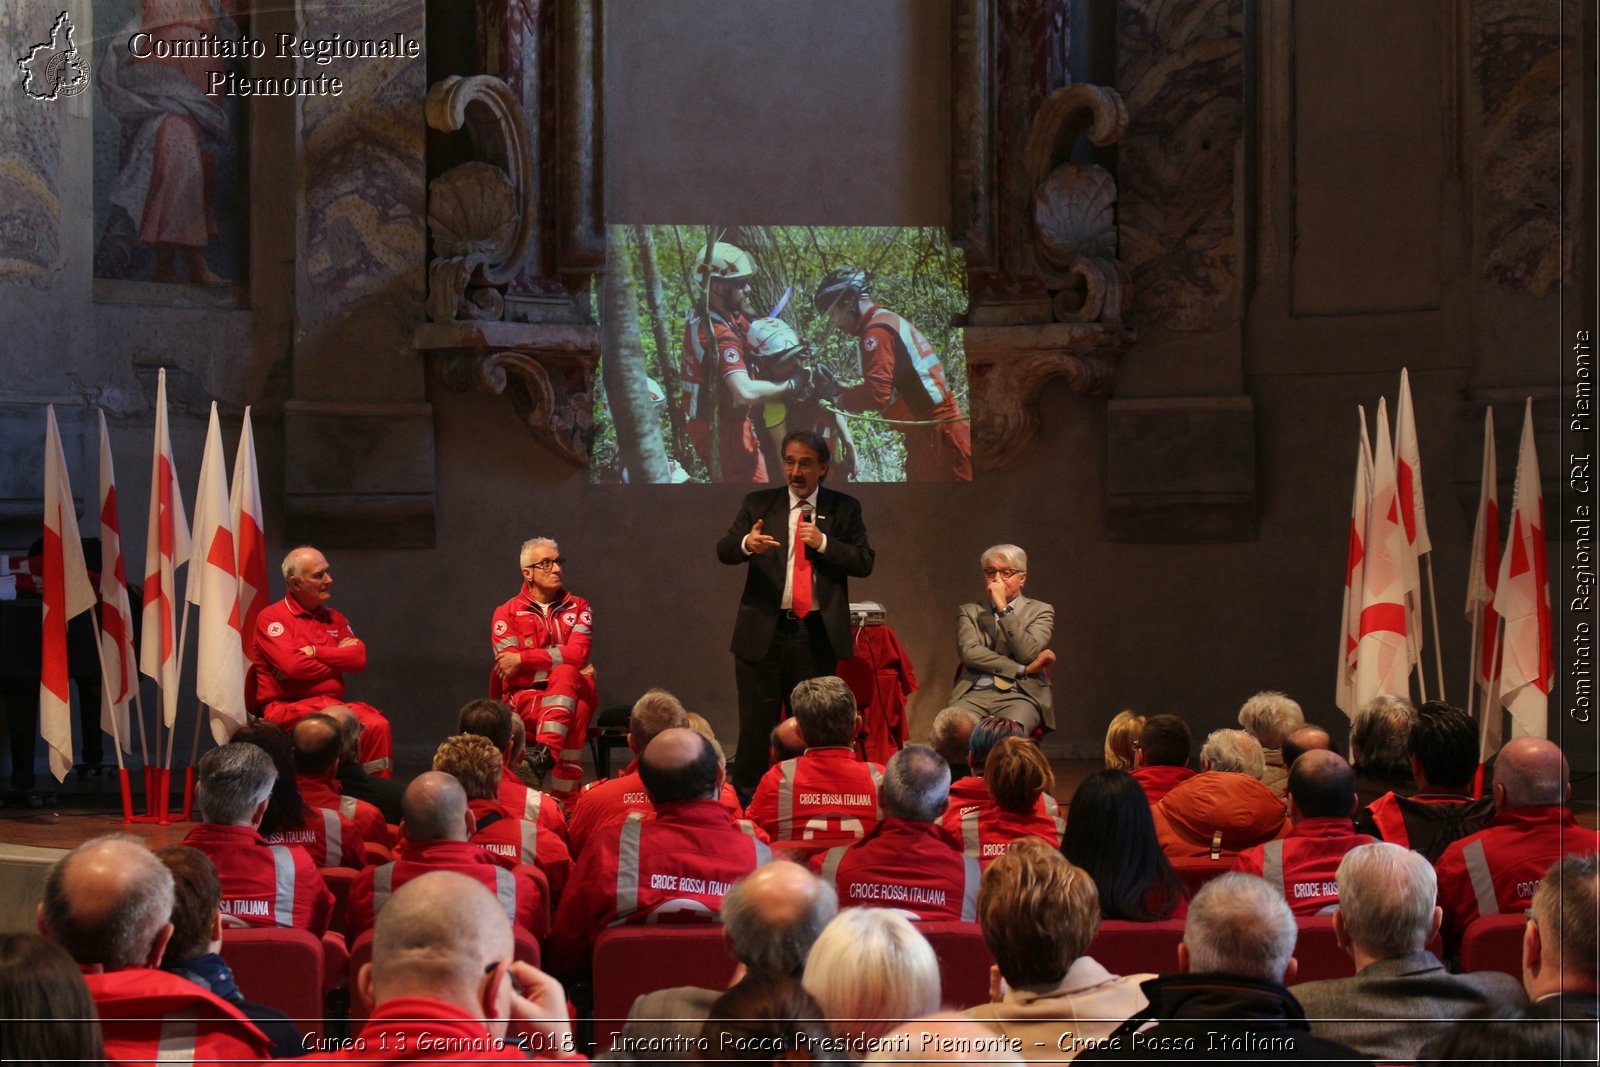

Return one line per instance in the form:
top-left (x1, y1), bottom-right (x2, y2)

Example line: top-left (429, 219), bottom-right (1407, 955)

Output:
top-left (428, 162), bottom-right (518, 257)
top-left (1033, 164), bottom-right (1117, 271)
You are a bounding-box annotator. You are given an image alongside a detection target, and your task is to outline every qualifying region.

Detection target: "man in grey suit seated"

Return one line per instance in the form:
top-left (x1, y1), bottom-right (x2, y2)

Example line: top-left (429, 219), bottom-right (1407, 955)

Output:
top-left (1293, 841), bottom-right (1526, 1060)
top-left (951, 544), bottom-right (1055, 734)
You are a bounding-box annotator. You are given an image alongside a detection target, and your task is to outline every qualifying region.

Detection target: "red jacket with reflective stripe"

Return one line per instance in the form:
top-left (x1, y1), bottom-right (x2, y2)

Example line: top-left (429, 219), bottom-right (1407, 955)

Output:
top-left (819, 818), bottom-right (980, 922)
top-left (264, 805), bottom-right (367, 869)
top-left (300, 771), bottom-right (393, 850)
top-left (567, 762), bottom-right (745, 856)
top-left (250, 596), bottom-right (366, 708)
top-left (1233, 816), bottom-right (1373, 915)
top-left (491, 588), bottom-right (593, 692)
top-left (84, 965), bottom-right (275, 1065)
top-left (183, 822), bottom-right (335, 937)
top-left (499, 767), bottom-right (572, 840)
top-left (344, 840), bottom-right (547, 945)
top-left (465, 797), bottom-right (572, 902)
top-left (747, 747), bottom-right (885, 846)
top-left (297, 996), bottom-right (583, 1062)
top-left (1355, 790), bottom-right (1495, 865)
top-left (941, 792), bottom-right (1065, 868)
top-left (548, 799), bottom-right (771, 973)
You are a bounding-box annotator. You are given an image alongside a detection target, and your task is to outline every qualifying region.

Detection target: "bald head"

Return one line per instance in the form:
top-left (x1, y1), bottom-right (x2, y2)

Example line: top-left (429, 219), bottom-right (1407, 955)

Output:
top-left (723, 860), bottom-right (839, 975)
top-left (292, 714), bottom-right (342, 775)
top-left (1283, 725), bottom-right (1332, 768)
top-left (771, 717), bottom-right (807, 763)
top-left (401, 772), bottom-right (471, 842)
top-left (368, 872), bottom-right (512, 1012)
top-left (40, 835), bottom-right (174, 969)
top-left (322, 704), bottom-right (361, 759)
top-left (1495, 738), bottom-right (1569, 809)
top-left (1288, 748), bottom-right (1357, 820)
top-left (639, 727), bottom-right (720, 804)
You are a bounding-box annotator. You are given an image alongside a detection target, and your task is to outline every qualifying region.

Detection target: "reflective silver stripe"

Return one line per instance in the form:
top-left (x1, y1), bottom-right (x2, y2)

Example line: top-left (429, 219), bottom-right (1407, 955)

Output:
top-left (543, 696), bottom-right (578, 712)
top-left (520, 820), bottom-right (539, 864)
top-left (340, 796), bottom-right (359, 820)
top-left (373, 862), bottom-right (395, 915)
top-left (960, 810), bottom-right (981, 858)
top-left (777, 759), bottom-right (798, 839)
top-left (156, 1015), bottom-right (197, 1062)
top-left (1463, 839), bottom-right (1501, 918)
top-left (549, 776), bottom-right (580, 795)
top-left (524, 790), bottom-right (542, 821)
top-left (819, 846), bottom-right (847, 887)
top-left (492, 865), bottom-right (518, 923)
top-left (1262, 840), bottom-right (1285, 892)
top-left (872, 310), bottom-right (945, 408)
top-left (616, 813), bottom-right (645, 918)
top-left (533, 670), bottom-right (549, 684)
top-left (960, 856), bottom-right (981, 922)
top-left (543, 720), bottom-right (571, 740)
top-left (363, 757), bottom-right (391, 773)
top-left (868, 765), bottom-right (884, 819)
top-left (736, 820), bottom-right (773, 865)
top-left (1042, 794), bottom-right (1060, 817)
top-left (493, 636), bottom-right (519, 652)
top-left (549, 649), bottom-right (564, 667)
top-left (321, 807), bottom-right (343, 866)
top-left (270, 845), bottom-right (297, 928)
top-left (572, 625), bottom-right (592, 636)
top-left (560, 747), bottom-right (583, 760)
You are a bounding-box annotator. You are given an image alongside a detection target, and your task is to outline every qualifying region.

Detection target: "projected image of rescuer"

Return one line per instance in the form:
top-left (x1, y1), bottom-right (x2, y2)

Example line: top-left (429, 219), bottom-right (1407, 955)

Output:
top-left (813, 268), bottom-right (972, 481)
top-left (744, 317), bottom-right (856, 481)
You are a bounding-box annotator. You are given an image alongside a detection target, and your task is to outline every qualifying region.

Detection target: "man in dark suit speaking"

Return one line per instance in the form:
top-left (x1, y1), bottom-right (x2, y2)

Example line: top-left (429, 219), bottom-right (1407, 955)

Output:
top-left (716, 430), bottom-right (874, 801)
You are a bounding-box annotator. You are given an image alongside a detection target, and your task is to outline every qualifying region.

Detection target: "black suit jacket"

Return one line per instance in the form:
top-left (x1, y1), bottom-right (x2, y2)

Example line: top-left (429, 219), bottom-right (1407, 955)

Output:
top-left (716, 485), bottom-right (874, 662)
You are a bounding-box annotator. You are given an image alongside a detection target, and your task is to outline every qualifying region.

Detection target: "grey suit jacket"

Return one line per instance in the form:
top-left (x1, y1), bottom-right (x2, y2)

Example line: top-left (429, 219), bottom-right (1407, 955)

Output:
top-left (951, 595), bottom-right (1055, 729)
top-left (1293, 949), bottom-right (1527, 1062)
top-left (602, 985), bottom-right (721, 1062)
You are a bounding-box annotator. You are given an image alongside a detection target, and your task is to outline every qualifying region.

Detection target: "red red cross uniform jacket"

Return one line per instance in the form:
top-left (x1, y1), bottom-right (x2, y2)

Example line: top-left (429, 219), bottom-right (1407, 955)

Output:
top-left (1355, 790), bottom-right (1496, 864)
top-left (83, 965), bottom-right (276, 1065)
top-left (818, 818), bottom-right (980, 922)
top-left (1434, 805), bottom-right (1600, 951)
top-left (297, 997), bottom-right (584, 1063)
top-left (1131, 764), bottom-right (1196, 806)
top-left (300, 771), bottom-right (394, 852)
top-left (344, 840), bottom-right (548, 945)
top-left (250, 595), bottom-right (394, 776)
top-left (567, 759), bottom-right (746, 856)
top-left (183, 822), bottom-right (336, 938)
top-left (940, 790), bottom-right (1065, 868)
top-left (498, 766), bottom-right (573, 839)
top-left (747, 747), bottom-right (885, 847)
top-left (547, 799), bottom-right (772, 973)
top-left (679, 308), bottom-right (767, 483)
top-left (1232, 816), bottom-right (1373, 915)
top-left (465, 797), bottom-right (572, 903)
top-left (265, 805), bottom-right (368, 869)
top-left (835, 304), bottom-right (971, 481)
top-left (490, 587), bottom-right (598, 806)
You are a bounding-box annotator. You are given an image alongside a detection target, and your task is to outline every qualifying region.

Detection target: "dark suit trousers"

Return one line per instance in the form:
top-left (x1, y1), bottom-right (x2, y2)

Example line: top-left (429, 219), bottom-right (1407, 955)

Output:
top-left (731, 614), bottom-right (835, 800)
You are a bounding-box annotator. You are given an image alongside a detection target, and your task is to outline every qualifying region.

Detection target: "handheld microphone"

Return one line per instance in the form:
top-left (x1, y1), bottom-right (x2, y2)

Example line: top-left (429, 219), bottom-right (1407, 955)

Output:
top-left (799, 503), bottom-right (814, 525)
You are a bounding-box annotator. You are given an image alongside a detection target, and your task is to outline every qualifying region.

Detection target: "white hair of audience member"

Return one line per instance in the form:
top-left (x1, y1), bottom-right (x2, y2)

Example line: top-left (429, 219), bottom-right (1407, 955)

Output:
top-left (1183, 873), bottom-right (1296, 983)
top-left (802, 908), bottom-right (940, 1041)
top-left (519, 537), bottom-right (558, 566)
top-left (1199, 728), bottom-right (1265, 779)
top-left (980, 544), bottom-right (1028, 572)
top-left (1236, 691), bottom-right (1305, 748)
top-left (1348, 693), bottom-right (1416, 775)
top-left (1335, 842), bottom-right (1438, 959)
top-left (929, 706), bottom-right (982, 765)
top-left (196, 743), bottom-right (277, 825)
top-left (864, 1014), bottom-right (1025, 1064)
top-left (881, 746), bottom-right (951, 823)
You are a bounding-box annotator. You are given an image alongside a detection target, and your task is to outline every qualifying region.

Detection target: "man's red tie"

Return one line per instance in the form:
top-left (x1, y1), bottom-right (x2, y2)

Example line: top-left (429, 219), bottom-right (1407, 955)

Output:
top-left (791, 507), bottom-right (812, 617)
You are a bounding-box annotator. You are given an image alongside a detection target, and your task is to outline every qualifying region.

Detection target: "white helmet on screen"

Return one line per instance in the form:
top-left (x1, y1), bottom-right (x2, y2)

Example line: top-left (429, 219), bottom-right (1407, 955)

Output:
top-left (747, 318), bottom-right (803, 362)
top-left (692, 242), bottom-right (755, 282)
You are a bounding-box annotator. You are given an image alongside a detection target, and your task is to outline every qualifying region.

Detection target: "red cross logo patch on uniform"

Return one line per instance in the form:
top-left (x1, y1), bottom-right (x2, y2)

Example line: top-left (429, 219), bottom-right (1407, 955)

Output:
top-left (580, 609), bottom-right (592, 626)
top-left (493, 619), bottom-right (508, 637)
top-left (863, 336), bottom-right (877, 351)
top-left (722, 347), bottom-right (741, 364)
top-left (266, 622), bottom-right (284, 638)
top-left (562, 612), bottom-right (577, 627)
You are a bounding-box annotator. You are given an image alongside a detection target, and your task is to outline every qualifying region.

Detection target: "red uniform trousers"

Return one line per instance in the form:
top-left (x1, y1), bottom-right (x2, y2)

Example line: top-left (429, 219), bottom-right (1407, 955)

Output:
top-left (1234, 817), bottom-right (1374, 916)
top-left (941, 793), bottom-right (1065, 868)
top-left (819, 818), bottom-right (980, 922)
top-left (746, 747), bottom-right (884, 847)
top-left (266, 696), bottom-right (394, 778)
top-left (300, 772), bottom-right (394, 851)
top-left (265, 805), bottom-right (367, 869)
top-left (84, 966), bottom-right (276, 1065)
top-left (1435, 805), bottom-right (1600, 952)
top-left (548, 800), bottom-right (771, 973)
top-left (507, 665), bottom-right (597, 808)
top-left (298, 997), bottom-right (582, 1063)
top-left (345, 840), bottom-right (548, 944)
top-left (567, 762), bottom-right (745, 856)
top-left (183, 822), bottom-right (335, 938)
top-left (467, 797), bottom-right (572, 902)
top-left (493, 589), bottom-right (597, 809)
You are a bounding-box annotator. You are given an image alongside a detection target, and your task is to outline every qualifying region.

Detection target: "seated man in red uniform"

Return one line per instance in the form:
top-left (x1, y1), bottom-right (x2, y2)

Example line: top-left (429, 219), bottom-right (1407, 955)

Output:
top-left (293, 714), bottom-right (393, 853)
top-left (309, 872), bottom-right (579, 1065)
top-left (1355, 700), bottom-right (1494, 864)
top-left (1129, 714), bottom-right (1196, 805)
top-left (1435, 737), bottom-right (1600, 952)
top-left (38, 834), bottom-right (275, 1064)
top-left (812, 266), bottom-right (972, 481)
top-left (457, 697), bottom-right (570, 832)
top-left (182, 742), bottom-right (335, 937)
top-left (491, 538), bottom-right (598, 809)
top-left (322, 702), bottom-right (405, 824)
top-left (748, 676), bottom-right (885, 848)
top-left (433, 733), bottom-right (572, 902)
top-left (347, 772), bottom-right (548, 944)
top-left (548, 728), bottom-right (772, 974)
top-left (1234, 749), bottom-right (1372, 915)
top-left (818, 745), bottom-right (979, 922)
top-left (231, 718), bottom-right (367, 870)
top-left (251, 546), bottom-right (394, 777)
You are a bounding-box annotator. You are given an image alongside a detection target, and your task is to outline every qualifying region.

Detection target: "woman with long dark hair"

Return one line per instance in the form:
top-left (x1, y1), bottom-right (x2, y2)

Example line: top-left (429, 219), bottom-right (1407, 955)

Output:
top-left (1063, 769), bottom-right (1185, 921)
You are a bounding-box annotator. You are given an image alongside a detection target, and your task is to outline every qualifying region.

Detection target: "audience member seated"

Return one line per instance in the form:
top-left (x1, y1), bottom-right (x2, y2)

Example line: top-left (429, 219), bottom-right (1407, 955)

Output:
top-left (699, 972), bottom-right (846, 1067)
top-left (1292, 842), bottom-right (1525, 1060)
top-left (1281, 725), bottom-right (1331, 769)
top-left (943, 737), bottom-right (1064, 866)
top-left (154, 845), bottom-right (306, 1058)
top-left (346, 772), bottom-right (548, 945)
top-left (38, 835), bottom-right (276, 1063)
top-left (748, 677), bottom-right (885, 847)
top-left (1423, 1001), bottom-right (1597, 1065)
top-left (1233, 749), bottom-right (1371, 915)
top-left (293, 714), bottom-right (393, 852)
top-left (321, 702), bottom-right (404, 824)
top-left (612, 862), bottom-right (839, 1060)
top-left (0, 933), bottom-right (106, 1065)
top-left (944, 716), bottom-right (1023, 830)
top-left (769, 717), bottom-right (808, 765)
top-left (1150, 729), bottom-right (1286, 862)
top-left (965, 840), bottom-right (1152, 1059)
top-left (458, 698), bottom-right (570, 834)
top-left (819, 745), bottom-right (979, 921)
top-left (864, 1015), bottom-right (1025, 1064)
top-left (1063, 770), bottom-right (1185, 922)
top-left (235, 718), bottom-right (366, 870)
top-left (930, 706), bottom-right (982, 779)
top-left (303, 872), bottom-right (578, 1063)
top-left (1348, 693), bottom-right (1417, 808)
top-left (1522, 854), bottom-right (1599, 1019)
top-left (569, 689), bottom-right (741, 857)
top-left (431, 733), bottom-right (571, 900)
top-left (183, 744), bottom-right (335, 937)
top-left (548, 728), bottom-right (771, 974)
top-left (802, 908), bottom-right (940, 1044)
top-left (1435, 737), bottom-right (1600, 952)
top-left (1077, 873), bottom-right (1356, 1062)
top-left (1128, 714), bottom-right (1194, 805)
top-left (1354, 700), bottom-right (1493, 863)
top-left (1102, 710), bottom-right (1144, 773)
top-left (1235, 691), bottom-right (1304, 798)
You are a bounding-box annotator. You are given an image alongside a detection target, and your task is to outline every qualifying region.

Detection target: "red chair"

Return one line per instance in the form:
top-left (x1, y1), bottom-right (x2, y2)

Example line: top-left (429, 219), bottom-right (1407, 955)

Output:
top-left (347, 926), bottom-right (540, 1020)
top-left (1290, 916), bottom-right (1447, 984)
top-left (1458, 913), bottom-right (1526, 979)
top-left (321, 866), bottom-right (360, 936)
top-left (916, 920), bottom-right (996, 1010)
top-left (322, 930), bottom-right (349, 993)
top-left (591, 926), bottom-right (738, 1051)
top-left (220, 926), bottom-right (325, 1024)
top-left (1089, 918), bottom-right (1185, 978)
top-left (1168, 856), bottom-right (1233, 899)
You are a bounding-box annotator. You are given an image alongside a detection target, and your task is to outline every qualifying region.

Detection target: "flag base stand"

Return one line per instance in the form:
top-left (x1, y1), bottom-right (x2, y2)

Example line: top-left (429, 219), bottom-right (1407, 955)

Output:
top-left (156, 768), bottom-right (174, 825)
top-left (180, 767), bottom-right (195, 822)
top-left (123, 766), bottom-right (160, 823)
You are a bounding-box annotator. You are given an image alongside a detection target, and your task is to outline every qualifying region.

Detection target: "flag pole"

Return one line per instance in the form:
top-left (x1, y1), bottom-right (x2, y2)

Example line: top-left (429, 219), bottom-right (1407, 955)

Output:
top-left (1423, 554), bottom-right (1446, 702)
top-left (182, 700), bottom-right (207, 821)
top-left (84, 611), bottom-right (137, 822)
top-left (160, 598), bottom-right (194, 823)
top-left (1480, 620), bottom-right (1505, 759)
top-left (1464, 608), bottom-right (1482, 727)
top-left (1412, 621), bottom-right (1429, 704)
